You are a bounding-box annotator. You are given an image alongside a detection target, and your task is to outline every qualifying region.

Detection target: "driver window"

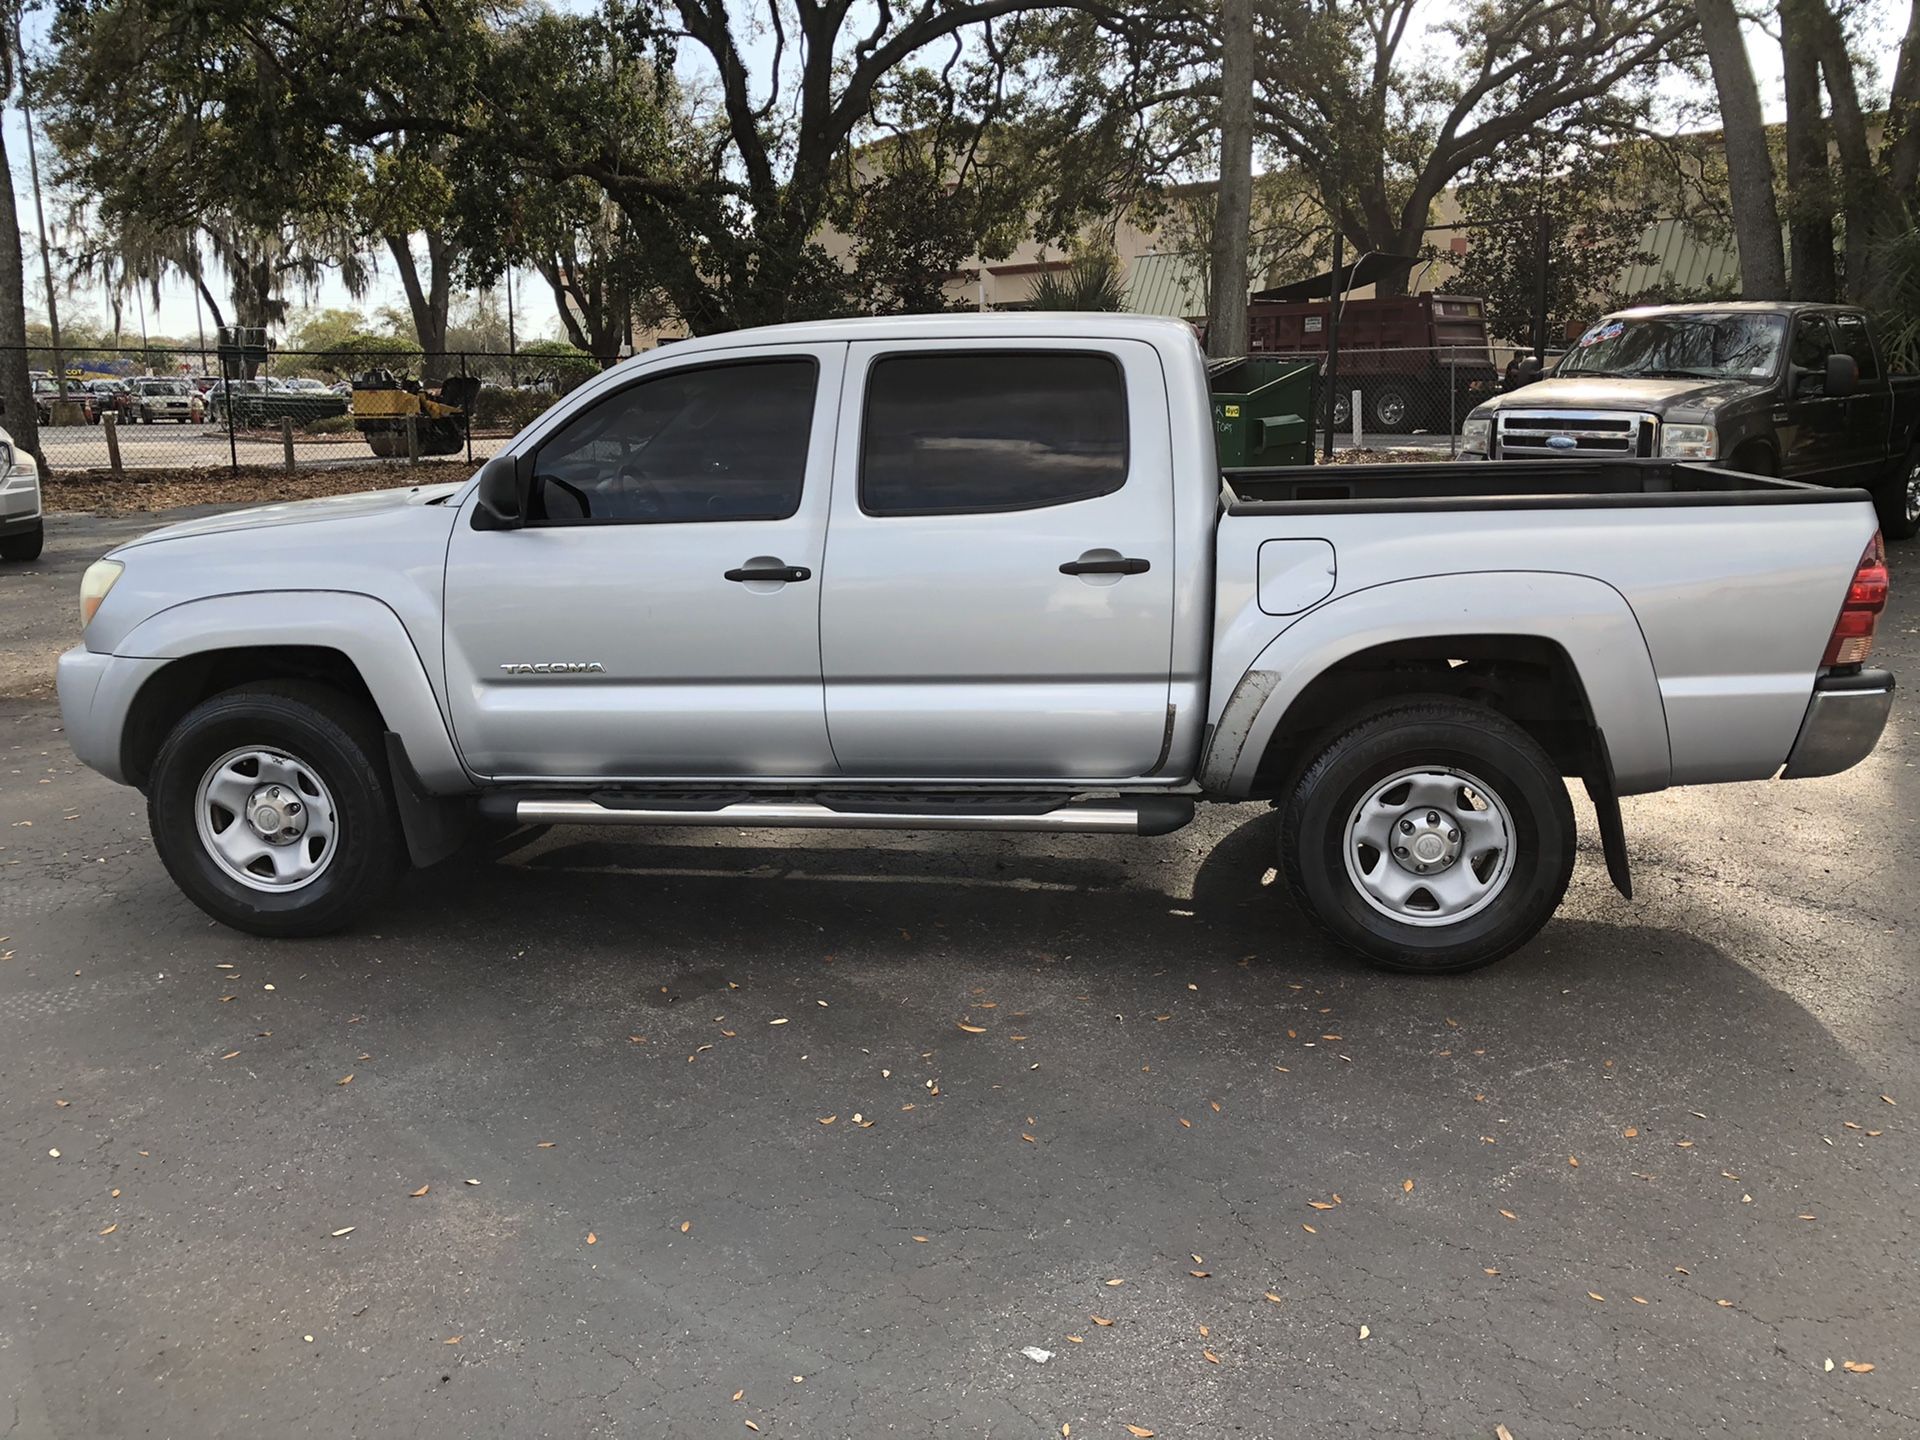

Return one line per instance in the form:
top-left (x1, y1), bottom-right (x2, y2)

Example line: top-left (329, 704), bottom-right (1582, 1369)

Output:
top-left (1791, 315), bottom-right (1835, 396)
top-left (528, 358), bottom-right (817, 525)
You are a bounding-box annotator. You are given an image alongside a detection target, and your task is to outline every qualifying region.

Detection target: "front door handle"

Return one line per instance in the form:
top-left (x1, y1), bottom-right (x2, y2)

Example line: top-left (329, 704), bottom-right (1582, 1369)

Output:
top-left (1059, 556), bottom-right (1150, 576)
top-left (725, 562), bottom-right (812, 583)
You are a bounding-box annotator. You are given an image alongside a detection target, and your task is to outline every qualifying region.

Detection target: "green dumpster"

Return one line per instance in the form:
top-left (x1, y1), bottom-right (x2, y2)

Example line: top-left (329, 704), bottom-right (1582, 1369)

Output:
top-left (1208, 357), bottom-right (1318, 467)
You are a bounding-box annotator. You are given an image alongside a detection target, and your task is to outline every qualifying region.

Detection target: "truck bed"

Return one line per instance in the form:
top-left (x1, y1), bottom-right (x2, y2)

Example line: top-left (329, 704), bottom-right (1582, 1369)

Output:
top-left (1223, 458), bottom-right (1862, 514)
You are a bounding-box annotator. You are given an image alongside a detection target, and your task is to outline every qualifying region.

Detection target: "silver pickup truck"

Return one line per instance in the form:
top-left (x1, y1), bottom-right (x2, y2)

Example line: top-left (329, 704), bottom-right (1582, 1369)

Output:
top-left (55, 315), bottom-right (1896, 973)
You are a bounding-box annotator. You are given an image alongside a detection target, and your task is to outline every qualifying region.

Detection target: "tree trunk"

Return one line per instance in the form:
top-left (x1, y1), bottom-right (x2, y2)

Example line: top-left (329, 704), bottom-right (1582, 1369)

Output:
top-left (1694, 0), bottom-right (1788, 299)
top-left (385, 233), bottom-right (453, 382)
top-left (0, 117), bottom-right (42, 469)
top-left (1782, 0), bottom-right (1837, 300)
top-left (1205, 0), bottom-right (1254, 358)
top-left (1888, 2), bottom-right (1920, 199)
top-left (1807, 2), bottom-right (1890, 302)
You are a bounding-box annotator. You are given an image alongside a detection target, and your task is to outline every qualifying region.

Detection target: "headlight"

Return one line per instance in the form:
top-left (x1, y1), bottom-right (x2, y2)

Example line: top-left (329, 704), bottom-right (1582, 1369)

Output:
top-left (80, 559), bottom-right (123, 630)
top-left (1660, 423), bottom-right (1717, 460)
top-left (1461, 415), bottom-right (1492, 453)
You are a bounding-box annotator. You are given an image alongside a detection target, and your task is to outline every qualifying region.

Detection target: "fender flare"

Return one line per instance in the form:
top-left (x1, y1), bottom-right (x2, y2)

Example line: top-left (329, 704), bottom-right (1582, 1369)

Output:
top-left (114, 590), bottom-right (471, 793)
top-left (1200, 571), bottom-right (1671, 798)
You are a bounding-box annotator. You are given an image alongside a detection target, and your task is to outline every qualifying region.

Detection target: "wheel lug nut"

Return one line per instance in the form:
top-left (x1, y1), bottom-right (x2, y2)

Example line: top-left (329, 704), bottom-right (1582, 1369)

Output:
top-left (1426, 811), bottom-right (1439, 824)
top-left (1400, 820), bottom-right (1414, 833)
top-left (1415, 862), bottom-right (1428, 872)
top-left (1394, 845), bottom-right (1408, 857)
top-left (1447, 829), bottom-right (1458, 842)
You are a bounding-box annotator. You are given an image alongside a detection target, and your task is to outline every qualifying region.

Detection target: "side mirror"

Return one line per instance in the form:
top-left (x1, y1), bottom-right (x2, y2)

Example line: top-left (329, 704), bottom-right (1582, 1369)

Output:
top-left (471, 452), bottom-right (525, 531)
top-left (1825, 352), bottom-right (1860, 398)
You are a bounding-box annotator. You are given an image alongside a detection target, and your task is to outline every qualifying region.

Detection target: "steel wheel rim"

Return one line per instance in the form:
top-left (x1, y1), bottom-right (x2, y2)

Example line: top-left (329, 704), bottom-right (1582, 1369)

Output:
top-left (194, 746), bottom-right (339, 893)
top-left (1377, 392), bottom-right (1407, 428)
top-left (1906, 457), bottom-right (1920, 523)
top-left (1342, 766), bottom-right (1515, 928)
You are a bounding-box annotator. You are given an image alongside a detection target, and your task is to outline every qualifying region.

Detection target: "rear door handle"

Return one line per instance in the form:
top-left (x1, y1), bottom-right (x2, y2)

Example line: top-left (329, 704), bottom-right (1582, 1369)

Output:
top-left (1059, 556), bottom-right (1150, 576)
top-left (725, 563), bottom-right (812, 583)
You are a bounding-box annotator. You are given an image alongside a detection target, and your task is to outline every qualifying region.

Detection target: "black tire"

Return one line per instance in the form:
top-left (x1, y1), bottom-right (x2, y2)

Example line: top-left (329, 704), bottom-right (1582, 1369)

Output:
top-left (1331, 390), bottom-right (1352, 430)
top-left (1370, 382), bottom-right (1414, 434)
top-left (1279, 699), bottom-right (1575, 974)
top-left (1874, 445), bottom-right (1920, 541)
top-left (0, 522), bottom-right (43, 562)
top-left (147, 681), bottom-right (406, 937)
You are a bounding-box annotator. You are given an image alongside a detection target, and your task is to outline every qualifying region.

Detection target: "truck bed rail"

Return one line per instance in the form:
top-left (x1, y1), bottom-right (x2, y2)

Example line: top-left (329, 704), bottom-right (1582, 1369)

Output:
top-left (1223, 459), bottom-right (1865, 516)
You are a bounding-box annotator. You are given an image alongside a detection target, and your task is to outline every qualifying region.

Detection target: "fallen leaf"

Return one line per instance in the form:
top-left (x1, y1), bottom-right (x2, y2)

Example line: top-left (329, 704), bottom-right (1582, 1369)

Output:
top-left (912, 1235), bottom-right (929, 1243)
top-left (1568, 1155), bottom-right (1580, 1168)
top-left (1189, 1270), bottom-right (1210, 1279)
top-left (1716, 1299), bottom-right (1734, 1308)
top-left (1091, 1315), bottom-right (1114, 1326)
top-left (957, 1022), bottom-right (986, 1034)
top-left (1825, 1359), bottom-right (1835, 1373)
top-left (1308, 1201), bottom-right (1336, 1211)
top-left (537, 1141), bottom-right (556, 1149)
top-left (409, 1184), bottom-right (430, 1198)
top-left (1302, 1224), bottom-right (1316, 1233)
top-left (1198, 1325), bottom-right (1209, 1337)
top-left (732, 1390), bottom-right (744, 1402)
top-left (1675, 1140), bottom-right (1694, 1148)
top-left (337, 1074), bottom-right (354, 1086)
top-left (1798, 1213), bottom-right (1817, 1221)
top-left (1066, 1334), bottom-right (1083, 1343)
top-left (1126, 1428), bottom-right (1155, 1438)
top-left (1496, 1427), bottom-right (1515, 1440)
top-left (1632, 1296), bottom-right (1648, 1305)
top-left (1402, 1178), bottom-right (1415, 1193)
top-left (1264, 1292), bottom-right (1283, 1303)
top-left (769, 1018), bottom-right (789, 1026)
top-left (444, 1336), bottom-right (461, 1345)
top-left (1881, 1095), bottom-right (1896, 1106)
top-left (1203, 1349), bottom-right (1221, 1364)
top-left (1843, 1361), bottom-right (1875, 1373)
top-left (1105, 1278), bottom-right (1124, 1286)
top-left (745, 1422), bottom-right (760, 1432)
top-left (1209, 1101), bottom-right (1221, 1113)
top-left (1358, 1325), bottom-right (1370, 1339)
top-left (220, 1051), bottom-right (240, 1061)
top-left (330, 1227), bottom-right (356, 1238)
top-left (1022, 1133), bottom-right (1037, 1144)
top-left (1178, 1117), bottom-right (1192, 1128)
top-left (1483, 1267), bottom-right (1500, 1276)
top-left (464, 1178), bottom-right (480, 1186)
top-left (818, 1115), bottom-right (837, 1125)
top-left (1498, 1209), bottom-right (1517, 1221)
top-left (1674, 1266), bottom-right (1690, 1275)
top-left (681, 1221), bottom-right (692, 1233)
top-left (110, 1189), bottom-right (120, 1198)
top-left (98, 1224), bottom-right (116, 1236)
top-left (586, 1232), bottom-right (597, 1245)
top-left (1623, 1127), bottom-right (1639, 1138)
top-left (1588, 1292), bottom-right (1605, 1302)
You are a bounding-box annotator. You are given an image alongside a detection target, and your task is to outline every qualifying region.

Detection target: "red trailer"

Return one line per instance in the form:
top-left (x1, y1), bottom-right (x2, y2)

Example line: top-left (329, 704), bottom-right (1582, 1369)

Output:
top-left (1244, 293), bottom-right (1501, 433)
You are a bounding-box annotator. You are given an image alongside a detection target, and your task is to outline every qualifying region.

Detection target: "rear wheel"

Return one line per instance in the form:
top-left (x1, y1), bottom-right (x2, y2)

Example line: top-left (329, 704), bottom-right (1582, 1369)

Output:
top-left (148, 682), bottom-right (406, 936)
top-left (1875, 445), bottom-right (1920, 541)
top-left (1279, 699), bottom-right (1575, 973)
top-left (1370, 382), bottom-right (1413, 434)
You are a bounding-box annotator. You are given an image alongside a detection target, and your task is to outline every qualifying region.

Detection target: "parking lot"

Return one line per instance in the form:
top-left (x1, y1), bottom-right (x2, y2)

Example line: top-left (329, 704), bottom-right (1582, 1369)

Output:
top-left (31, 423), bottom-right (510, 473)
top-left (2, 505), bottom-right (1916, 1439)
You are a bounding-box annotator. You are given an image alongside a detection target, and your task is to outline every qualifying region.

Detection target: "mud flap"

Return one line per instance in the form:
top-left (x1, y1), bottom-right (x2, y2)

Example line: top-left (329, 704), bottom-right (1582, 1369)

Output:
top-left (1582, 772), bottom-right (1632, 900)
top-left (384, 732), bottom-right (475, 868)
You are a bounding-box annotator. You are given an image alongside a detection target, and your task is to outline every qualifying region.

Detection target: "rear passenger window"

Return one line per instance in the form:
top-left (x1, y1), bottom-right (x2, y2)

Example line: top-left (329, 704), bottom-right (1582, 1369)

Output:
top-left (860, 352), bottom-right (1128, 515)
top-left (1832, 313), bottom-right (1879, 379)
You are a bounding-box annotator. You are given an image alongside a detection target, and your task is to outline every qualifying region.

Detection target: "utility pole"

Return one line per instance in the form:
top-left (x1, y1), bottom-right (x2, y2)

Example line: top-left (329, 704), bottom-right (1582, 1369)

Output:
top-left (505, 268), bottom-right (518, 386)
top-left (1322, 229), bottom-right (1343, 461)
top-left (1533, 209), bottom-right (1550, 366)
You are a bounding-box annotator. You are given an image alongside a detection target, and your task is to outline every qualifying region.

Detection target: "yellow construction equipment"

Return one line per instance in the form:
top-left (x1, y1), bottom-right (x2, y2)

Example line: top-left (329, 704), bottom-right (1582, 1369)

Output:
top-left (350, 370), bottom-right (481, 458)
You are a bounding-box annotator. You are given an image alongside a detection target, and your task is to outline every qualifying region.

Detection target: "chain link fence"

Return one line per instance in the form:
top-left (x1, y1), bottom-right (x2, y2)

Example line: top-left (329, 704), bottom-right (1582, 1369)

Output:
top-left (1251, 343), bottom-right (1520, 455)
top-left (4, 345), bottom-right (603, 476)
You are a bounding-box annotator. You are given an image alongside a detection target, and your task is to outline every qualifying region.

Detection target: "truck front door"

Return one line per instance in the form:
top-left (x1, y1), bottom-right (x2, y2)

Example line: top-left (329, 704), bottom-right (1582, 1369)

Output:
top-left (441, 344), bottom-right (845, 780)
top-left (819, 340), bottom-right (1176, 779)
top-left (1782, 313), bottom-right (1848, 480)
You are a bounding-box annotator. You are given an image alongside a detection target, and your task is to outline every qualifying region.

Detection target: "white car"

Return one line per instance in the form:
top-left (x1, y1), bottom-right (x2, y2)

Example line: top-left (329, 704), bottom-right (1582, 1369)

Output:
top-left (0, 424), bottom-right (43, 561)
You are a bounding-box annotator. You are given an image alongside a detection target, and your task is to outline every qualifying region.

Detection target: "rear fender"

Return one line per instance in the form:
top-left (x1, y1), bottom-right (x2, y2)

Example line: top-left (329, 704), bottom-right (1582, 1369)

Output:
top-left (1201, 572), bottom-right (1671, 797)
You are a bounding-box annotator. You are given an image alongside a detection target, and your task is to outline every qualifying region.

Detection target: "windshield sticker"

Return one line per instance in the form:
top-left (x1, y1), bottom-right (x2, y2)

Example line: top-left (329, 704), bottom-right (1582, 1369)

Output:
top-left (1578, 321), bottom-right (1625, 347)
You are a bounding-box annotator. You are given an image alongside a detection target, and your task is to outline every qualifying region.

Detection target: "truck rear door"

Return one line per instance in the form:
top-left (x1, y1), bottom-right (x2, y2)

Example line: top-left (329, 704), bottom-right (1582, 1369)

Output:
top-left (819, 339), bottom-right (1176, 779)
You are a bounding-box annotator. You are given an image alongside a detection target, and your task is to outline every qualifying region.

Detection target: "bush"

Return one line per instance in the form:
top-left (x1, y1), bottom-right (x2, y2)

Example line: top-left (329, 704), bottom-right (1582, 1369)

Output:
top-left (472, 387), bottom-right (557, 431)
top-left (300, 414), bottom-right (357, 435)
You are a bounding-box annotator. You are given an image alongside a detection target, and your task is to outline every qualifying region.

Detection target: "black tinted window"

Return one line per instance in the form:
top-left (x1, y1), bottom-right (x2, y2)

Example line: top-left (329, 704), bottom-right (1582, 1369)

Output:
top-left (861, 352), bottom-right (1128, 515)
top-left (1832, 313), bottom-right (1879, 379)
top-left (530, 359), bottom-right (816, 525)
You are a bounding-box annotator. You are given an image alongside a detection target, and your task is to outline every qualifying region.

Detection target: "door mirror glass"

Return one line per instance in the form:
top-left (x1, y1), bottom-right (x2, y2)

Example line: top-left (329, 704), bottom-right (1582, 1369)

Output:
top-left (1824, 352), bottom-right (1860, 398)
top-left (472, 453), bottom-right (525, 530)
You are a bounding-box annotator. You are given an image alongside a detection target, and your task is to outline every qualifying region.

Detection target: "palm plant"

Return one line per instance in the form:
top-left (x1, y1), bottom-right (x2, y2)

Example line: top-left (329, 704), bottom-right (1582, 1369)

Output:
top-left (1026, 252), bottom-right (1127, 311)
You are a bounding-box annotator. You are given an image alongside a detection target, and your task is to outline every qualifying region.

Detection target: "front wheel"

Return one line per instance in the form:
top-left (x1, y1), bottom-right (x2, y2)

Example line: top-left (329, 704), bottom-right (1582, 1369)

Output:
top-left (1875, 446), bottom-right (1920, 541)
top-left (148, 681), bottom-right (406, 936)
top-left (1279, 699), bottom-right (1575, 973)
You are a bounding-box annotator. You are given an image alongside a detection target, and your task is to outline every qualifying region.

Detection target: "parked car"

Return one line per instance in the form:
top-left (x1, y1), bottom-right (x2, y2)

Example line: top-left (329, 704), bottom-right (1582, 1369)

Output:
top-left (83, 378), bottom-right (135, 425)
top-left (1460, 302), bottom-right (1920, 539)
top-left (130, 378), bottom-right (203, 424)
top-left (0, 422), bottom-right (42, 561)
top-left (55, 315), bottom-right (1895, 971)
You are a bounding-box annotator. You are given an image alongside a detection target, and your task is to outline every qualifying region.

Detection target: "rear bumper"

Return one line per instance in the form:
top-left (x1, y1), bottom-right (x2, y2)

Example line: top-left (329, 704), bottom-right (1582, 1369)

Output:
top-left (1782, 669), bottom-right (1895, 778)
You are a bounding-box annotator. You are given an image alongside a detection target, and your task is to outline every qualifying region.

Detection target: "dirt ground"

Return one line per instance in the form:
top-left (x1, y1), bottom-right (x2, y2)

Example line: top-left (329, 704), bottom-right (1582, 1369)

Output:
top-left (40, 462), bottom-right (473, 515)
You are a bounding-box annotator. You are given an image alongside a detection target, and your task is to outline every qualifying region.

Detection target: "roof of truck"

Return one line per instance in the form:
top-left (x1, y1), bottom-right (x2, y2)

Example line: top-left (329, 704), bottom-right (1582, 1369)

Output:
top-left (1603, 300), bottom-right (1866, 317)
top-left (632, 311), bottom-right (1201, 364)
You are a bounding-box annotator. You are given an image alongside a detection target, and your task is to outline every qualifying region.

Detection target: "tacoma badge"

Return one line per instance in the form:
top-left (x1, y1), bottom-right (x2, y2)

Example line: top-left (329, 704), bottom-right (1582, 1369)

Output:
top-left (499, 661), bottom-right (606, 675)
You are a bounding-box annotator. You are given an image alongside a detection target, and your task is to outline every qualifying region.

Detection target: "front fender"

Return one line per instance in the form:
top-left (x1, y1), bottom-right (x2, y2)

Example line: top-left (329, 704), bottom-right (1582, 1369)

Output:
top-left (1200, 571), bottom-right (1672, 798)
top-left (113, 591), bottom-right (470, 792)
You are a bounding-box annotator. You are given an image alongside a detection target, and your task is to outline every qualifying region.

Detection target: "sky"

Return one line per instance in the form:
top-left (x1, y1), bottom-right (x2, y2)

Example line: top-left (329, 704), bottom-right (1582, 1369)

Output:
top-left (6, 0), bottom-right (1909, 347)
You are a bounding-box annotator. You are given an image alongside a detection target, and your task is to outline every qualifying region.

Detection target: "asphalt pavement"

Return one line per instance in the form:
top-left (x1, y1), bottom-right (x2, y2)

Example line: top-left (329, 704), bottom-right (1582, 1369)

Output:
top-left (1, 509), bottom-right (1916, 1439)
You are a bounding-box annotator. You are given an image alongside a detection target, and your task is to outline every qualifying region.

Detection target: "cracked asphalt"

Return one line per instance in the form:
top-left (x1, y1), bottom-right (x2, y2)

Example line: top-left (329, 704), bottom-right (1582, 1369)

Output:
top-left (2, 508), bottom-right (1916, 1439)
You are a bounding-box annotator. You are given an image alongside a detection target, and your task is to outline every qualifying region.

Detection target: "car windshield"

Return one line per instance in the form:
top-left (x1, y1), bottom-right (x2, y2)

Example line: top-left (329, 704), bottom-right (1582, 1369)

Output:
top-left (143, 381), bottom-right (189, 395)
top-left (1556, 312), bottom-right (1787, 381)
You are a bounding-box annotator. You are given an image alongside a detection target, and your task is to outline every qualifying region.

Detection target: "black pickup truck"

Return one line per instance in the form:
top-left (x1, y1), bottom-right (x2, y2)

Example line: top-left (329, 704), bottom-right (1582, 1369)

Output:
top-left (1459, 302), bottom-right (1920, 539)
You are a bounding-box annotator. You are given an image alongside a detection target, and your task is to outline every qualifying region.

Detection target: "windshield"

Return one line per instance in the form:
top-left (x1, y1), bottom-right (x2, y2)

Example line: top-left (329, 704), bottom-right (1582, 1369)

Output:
top-left (143, 381), bottom-right (189, 395)
top-left (1557, 312), bottom-right (1786, 381)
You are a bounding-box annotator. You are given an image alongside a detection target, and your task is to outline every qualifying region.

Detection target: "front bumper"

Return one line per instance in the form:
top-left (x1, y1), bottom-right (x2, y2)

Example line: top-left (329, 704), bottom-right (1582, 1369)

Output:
top-left (56, 646), bottom-right (171, 787)
top-left (1783, 669), bottom-right (1896, 778)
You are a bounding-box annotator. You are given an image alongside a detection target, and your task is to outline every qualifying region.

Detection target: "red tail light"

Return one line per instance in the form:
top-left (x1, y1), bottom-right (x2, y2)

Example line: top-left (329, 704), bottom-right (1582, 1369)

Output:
top-left (1822, 533), bottom-right (1889, 667)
